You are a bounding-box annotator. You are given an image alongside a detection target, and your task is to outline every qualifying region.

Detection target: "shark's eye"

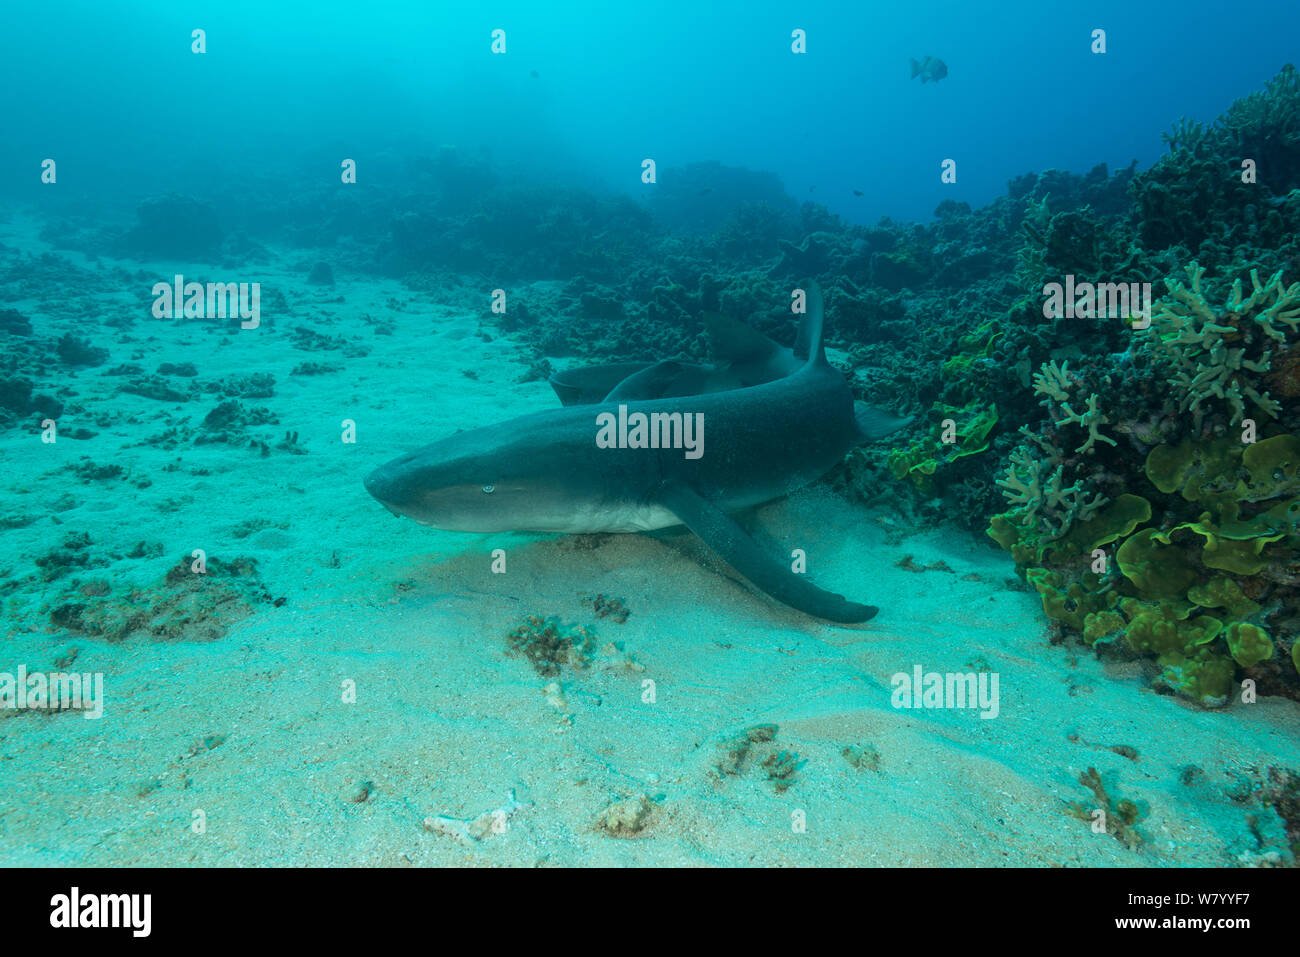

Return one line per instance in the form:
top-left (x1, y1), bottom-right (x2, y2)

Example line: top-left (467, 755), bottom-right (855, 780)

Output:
top-left (482, 485), bottom-right (495, 494)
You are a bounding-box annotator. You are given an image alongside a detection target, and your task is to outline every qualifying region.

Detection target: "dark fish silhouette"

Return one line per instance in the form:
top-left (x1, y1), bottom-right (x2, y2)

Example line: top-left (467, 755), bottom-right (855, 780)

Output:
top-left (910, 56), bottom-right (948, 83)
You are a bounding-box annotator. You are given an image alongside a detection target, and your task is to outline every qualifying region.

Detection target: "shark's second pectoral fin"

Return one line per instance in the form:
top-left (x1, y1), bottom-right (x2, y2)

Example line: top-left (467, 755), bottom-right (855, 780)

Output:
top-left (602, 360), bottom-right (688, 403)
top-left (654, 480), bottom-right (878, 624)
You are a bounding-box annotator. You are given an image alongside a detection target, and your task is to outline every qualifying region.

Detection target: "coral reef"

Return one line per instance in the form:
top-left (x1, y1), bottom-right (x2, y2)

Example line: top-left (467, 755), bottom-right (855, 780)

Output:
top-left (842, 66), bottom-right (1300, 707)
top-left (987, 264), bottom-right (1300, 705)
top-left (41, 552), bottom-right (275, 644)
top-left (122, 194), bottom-right (224, 259)
top-left (504, 615), bottom-right (597, 676)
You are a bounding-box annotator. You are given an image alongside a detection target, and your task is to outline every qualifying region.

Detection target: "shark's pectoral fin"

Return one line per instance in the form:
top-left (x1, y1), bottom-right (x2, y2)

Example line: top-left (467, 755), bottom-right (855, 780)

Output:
top-left (654, 480), bottom-right (878, 623)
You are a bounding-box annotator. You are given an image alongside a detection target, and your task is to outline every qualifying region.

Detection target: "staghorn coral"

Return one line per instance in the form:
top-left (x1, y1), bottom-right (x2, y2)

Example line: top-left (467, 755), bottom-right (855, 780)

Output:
top-left (994, 444), bottom-right (1108, 542)
top-left (1032, 359), bottom-right (1072, 402)
top-left (1146, 263), bottom-right (1300, 424)
top-left (1058, 393), bottom-right (1118, 455)
top-left (1031, 359), bottom-right (1117, 454)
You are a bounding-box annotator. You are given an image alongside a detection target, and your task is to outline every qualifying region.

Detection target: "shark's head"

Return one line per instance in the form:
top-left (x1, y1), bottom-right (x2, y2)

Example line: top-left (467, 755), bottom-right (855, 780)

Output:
top-left (363, 422), bottom-right (600, 533)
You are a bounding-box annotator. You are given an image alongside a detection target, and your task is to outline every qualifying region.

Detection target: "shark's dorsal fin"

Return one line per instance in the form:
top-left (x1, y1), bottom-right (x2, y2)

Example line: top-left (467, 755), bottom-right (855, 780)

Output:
top-left (702, 312), bottom-right (782, 364)
top-left (795, 280), bottom-right (828, 367)
top-left (654, 479), bottom-right (877, 623)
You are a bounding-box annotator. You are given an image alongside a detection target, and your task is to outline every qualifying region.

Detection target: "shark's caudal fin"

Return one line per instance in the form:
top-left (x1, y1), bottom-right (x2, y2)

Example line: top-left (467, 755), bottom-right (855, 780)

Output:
top-left (549, 362), bottom-right (654, 406)
top-left (794, 280), bottom-right (828, 367)
top-left (655, 479), bottom-right (878, 623)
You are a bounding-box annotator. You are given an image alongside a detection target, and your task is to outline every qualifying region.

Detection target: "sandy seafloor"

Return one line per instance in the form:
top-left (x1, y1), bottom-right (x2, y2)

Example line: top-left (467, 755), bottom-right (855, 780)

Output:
top-left (1, 211), bottom-right (1297, 867)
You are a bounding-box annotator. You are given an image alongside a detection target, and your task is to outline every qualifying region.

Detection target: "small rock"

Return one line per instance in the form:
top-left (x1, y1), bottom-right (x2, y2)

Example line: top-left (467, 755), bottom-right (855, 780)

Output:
top-left (597, 794), bottom-right (654, 837)
top-left (346, 780), bottom-right (375, 804)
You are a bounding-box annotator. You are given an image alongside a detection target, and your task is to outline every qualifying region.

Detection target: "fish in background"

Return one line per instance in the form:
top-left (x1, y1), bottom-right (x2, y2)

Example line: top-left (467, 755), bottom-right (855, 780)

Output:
top-left (910, 56), bottom-right (948, 83)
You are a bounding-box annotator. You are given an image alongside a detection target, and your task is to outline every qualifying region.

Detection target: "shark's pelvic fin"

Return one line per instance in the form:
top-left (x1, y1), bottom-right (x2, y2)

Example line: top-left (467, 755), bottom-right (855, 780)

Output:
top-left (655, 479), bottom-right (878, 624)
top-left (853, 401), bottom-right (915, 442)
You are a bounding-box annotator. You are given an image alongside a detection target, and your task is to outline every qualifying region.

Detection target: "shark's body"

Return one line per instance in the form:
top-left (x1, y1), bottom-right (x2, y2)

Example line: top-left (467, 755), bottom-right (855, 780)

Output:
top-left (364, 284), bottom-right (909, 623)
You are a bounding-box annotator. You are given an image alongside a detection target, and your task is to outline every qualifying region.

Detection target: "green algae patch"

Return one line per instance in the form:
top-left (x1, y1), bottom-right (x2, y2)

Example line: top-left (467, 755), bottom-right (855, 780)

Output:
top-left (1043, 493), bottom-right (1151, 563)
top-left (888, 402), bottom-right (998, 490)
top-left (1145, 440), bottom-right (1199, 495)
top-left (1155, 648), bottom-right (1237, 706)
top-left (1027, 568), bottom-right (1116, 632)
top-left (1187, 576), bottom-right (1261, 619)
top-left (1144, 438), bottom-right (1242, 504)
top-left (1082, 609), bottom-right (1127, 648)
top-left (1116, 529), bottom-right (1199, 599)
top-left (1225, 622), bottom-right (1274, 668)
top-left (1161, 518), bottom-right (1284, 575)
top-left (1122, 601), bottom-right (1222, 658)
top-left (1242, 434), bottom-right (1300, 499)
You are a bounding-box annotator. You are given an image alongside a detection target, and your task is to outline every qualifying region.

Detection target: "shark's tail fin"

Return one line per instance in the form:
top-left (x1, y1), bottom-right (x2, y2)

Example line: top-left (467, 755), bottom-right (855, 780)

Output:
top-left (794, 280), bottom-right (828, 368)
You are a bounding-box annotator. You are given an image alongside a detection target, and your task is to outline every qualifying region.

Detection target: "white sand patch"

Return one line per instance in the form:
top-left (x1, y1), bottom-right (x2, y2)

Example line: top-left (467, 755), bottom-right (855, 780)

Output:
top-left (0, 216), bottom-right (1296, 866)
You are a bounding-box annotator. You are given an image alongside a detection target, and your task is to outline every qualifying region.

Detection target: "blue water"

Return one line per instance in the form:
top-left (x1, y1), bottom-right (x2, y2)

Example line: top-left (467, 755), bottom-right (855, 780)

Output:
top-left (2, 0), bottom-right (1299, 872)
top-left (4, 0), bottom-right (1296, 221)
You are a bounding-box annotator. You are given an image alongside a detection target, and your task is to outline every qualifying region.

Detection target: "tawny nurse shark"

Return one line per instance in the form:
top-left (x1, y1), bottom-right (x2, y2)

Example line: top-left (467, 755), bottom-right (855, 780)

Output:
top-left (364, 283), bottom-right (911, 622)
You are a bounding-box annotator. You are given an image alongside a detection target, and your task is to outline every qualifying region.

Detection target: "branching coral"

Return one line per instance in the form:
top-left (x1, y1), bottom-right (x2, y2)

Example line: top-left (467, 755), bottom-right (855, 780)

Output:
top-left (1058, 393), bottom-right (1119, 454)
top-left (1031, 359), bottom-right (1117, 454)
top-left (1032, 359), bottom-right (1072, 402)
top-left (1146, 263), bottom-right (1300, 424)
top-left (995, 445), bottom-right (1108, 541)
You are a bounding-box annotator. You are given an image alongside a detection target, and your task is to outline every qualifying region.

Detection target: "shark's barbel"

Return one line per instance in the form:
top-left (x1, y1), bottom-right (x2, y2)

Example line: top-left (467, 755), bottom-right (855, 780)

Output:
top-left (364, 283), bottom-right (910, 623)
